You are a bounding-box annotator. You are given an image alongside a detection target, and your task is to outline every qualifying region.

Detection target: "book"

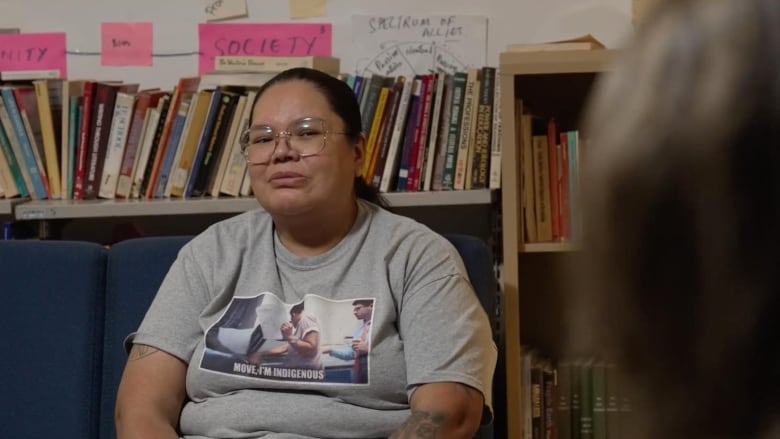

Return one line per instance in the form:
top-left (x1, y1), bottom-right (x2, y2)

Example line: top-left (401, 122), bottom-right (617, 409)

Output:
top-left (0, 94), bottom-right (36, 199)
top-left (488, 70), bottom-right (503, 189)
top-left (1, 87), bottom-right (47, 199)
top-left (73, 81), bottom-right (97, 199)
top-left (0, 133), bottom-right (19, 198)
top-left (98, 91), bottom-right (137, 199)
top-left (168, 89), bottom-right (213, 198)
top-left (470, 66), bottom-right (496, 189)
top-left (454, 67), bottom-right (479, 190)
top-left (506, 34), bottom-right (605, 52)
top-left (144, 76), bottom-right (200, 199)
top-left (138, 95), bottom-right (173, 199)
top-left (130, 96), bottom-right (169, 199)
top-left (0, 116), bottom-right (27, 197)
top-left (520, 110), bottom-right (538, 243)
top-left (557, 362), bottom-right (573, 439)
top-left (198, 71), bottom-right (275, 91)
top-left (377, 77), bottom-right (413, 193)
top-left (189, 91), bottom-right (239, 197)
top-left (60, 80), bottom-right (89, 200)
top-left (13, 86), bottom-right (51, 198)
top-left (431, 74), bottom-right (454, 191)
top-left (154, 100), bottom-right (192, 198)
top-left (32, 79), bottom-right (63, 199)
top-left (422, 72), bottom-right (446, 191)
top-left (440, 72), bottom-right (467, 190)
top-left (208, 92), bottom-right (247, 197)
top-left (407, 74), bottom-right (434, 192)
top-left (115, 90), bottom-right (166, 199)
top-left (214, 55), bottom-right (340, 75)
top-left (219, 89), bottom-right (256, 197)
top-left (367, 77), bottom-right (404, 189)
top-left (532, 134), bottom-right (553, 242)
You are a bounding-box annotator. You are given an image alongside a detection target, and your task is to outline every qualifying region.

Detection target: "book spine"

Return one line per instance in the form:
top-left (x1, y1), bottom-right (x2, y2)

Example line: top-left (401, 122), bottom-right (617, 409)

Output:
top-left (139, 97), bottom-right (171, 199)
top-left (471, 66), bottom-right (495, 189)
top-left (378, 78), bottom-right (413, 192)
top-left (191, 93), bottom-right (238, 197)
top-left (115, 92), bottom-right (157, 198)
top-left (208, 94), bottom-right (246, 197)
top-left (441, 72), bottom-right (467, 190)
top-left (454, 68), bottom-right (479, 190)
top-left (83, 84), bottom-right (119, 200)
top-left (488, 71), bottom-right (503, 189)
top-left (153, 101), bottom-right (190, 198)
top-left (220, 90), bottom-right (255, 197)
top-left (73, 81), bottom-right (96, 200)
top-left (547, 118), bottom-right (561, 240)
top-left (557, 362), bottom-right (573, 439)
top-left (422, 72), bottom-right (446, 191)
top-left (0, 117), bottom-right (28, 197)
top-left (431, 74), bottom-right (453, 191)
top-left (99, 92), bottom-right (135, 199)
top-left (367, 78), bottom-right (403, 188)
top-left (394, 78), bottom-right (422, 192)
top-left (0, 97), bottom-right (36, 199)
top-left (33, 80), bottom-right (62, 198)
top-left (408, 74), bottom-right (434, 191)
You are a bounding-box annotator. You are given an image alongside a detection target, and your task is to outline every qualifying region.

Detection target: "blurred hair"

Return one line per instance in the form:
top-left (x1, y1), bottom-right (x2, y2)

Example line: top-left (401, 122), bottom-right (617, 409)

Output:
top-left (569, 0), bottom-right (780, 437)
top-left (249, 67), bottom-right (388, 208)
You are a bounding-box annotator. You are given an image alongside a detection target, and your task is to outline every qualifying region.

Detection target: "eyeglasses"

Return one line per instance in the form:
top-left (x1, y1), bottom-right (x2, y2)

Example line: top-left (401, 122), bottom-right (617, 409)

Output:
top-left (239, 117), bottom-right (350, 165)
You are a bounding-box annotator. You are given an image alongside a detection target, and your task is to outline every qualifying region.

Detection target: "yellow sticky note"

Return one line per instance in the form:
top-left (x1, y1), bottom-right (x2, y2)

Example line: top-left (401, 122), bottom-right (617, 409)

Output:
top-left (289, 0), bottom-right (326, 19)
top-left (204, 0), bottom-right (248, 22)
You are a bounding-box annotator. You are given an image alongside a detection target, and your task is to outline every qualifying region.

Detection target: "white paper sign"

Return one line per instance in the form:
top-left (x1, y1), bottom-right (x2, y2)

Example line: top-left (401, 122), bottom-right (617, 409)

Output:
top-left (352, 15), bottom-right (488, 76)
top-left (204, 0), bottom-right (248, 22)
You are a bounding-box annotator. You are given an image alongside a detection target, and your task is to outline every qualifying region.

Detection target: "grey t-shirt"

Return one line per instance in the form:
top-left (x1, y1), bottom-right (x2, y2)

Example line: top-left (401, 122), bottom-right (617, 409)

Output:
top-left (132, 199), bottom-right (497, 438)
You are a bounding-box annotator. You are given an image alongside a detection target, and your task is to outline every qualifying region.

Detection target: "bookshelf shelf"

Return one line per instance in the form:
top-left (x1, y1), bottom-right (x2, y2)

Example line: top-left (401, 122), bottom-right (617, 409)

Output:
top-left (0, 199), bottom-right (15, 216)
top-left (13, 190), bottom-right (495, 220)
top-left (520, 241), bottom-right (579, 253)
top-left (499, 49), bottom-right (616, 439)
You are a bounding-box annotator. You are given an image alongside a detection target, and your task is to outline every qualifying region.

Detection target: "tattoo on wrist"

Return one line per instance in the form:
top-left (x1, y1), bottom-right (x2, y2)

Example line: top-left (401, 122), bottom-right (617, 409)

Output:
top-left (128, 344), bottom-right (160, 361)
top-left (391, 410), bottom-right (446, 438)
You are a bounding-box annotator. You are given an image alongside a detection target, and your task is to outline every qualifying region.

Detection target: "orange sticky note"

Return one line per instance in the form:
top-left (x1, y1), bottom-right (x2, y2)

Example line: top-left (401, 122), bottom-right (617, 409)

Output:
top-left (101, 22), bottom-right (153, 66)
top-left (289, 0), bottom-right (326, 19)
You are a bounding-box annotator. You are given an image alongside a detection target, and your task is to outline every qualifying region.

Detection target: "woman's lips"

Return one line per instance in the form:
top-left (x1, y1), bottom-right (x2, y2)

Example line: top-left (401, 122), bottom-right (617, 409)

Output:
top-left (268, 172), bottom-right (307, 187)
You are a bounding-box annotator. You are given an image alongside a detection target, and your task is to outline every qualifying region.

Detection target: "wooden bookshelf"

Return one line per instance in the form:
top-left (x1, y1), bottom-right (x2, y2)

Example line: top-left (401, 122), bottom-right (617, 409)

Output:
top-left (13, 189), bottom-right (495, 220)
top-left (499, 49), bottom-right (616, 439)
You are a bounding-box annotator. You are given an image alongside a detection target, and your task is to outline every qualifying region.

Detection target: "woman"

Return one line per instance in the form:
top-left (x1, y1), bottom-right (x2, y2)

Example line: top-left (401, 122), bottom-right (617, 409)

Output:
top-left (569, 0), bottom-right (780, 437)
top-left (115, 67), bottom-right (496, 438)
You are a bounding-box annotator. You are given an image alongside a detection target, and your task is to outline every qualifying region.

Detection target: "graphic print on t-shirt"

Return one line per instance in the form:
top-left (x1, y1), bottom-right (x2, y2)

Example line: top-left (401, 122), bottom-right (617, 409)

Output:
top-left (200, 293), bottom-right (376, 384)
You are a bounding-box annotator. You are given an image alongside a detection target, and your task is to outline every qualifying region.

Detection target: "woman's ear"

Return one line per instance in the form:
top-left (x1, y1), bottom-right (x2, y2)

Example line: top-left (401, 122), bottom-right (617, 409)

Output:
top-left (353, 133), bottom-right (367, 177)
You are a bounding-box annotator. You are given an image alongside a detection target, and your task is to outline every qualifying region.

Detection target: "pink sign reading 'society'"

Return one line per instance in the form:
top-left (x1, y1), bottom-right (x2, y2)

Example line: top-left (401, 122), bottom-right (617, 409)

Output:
top-left (198, 23), bottom-right (332, 75)
top-left (0, 32), bottom-right (67, 77)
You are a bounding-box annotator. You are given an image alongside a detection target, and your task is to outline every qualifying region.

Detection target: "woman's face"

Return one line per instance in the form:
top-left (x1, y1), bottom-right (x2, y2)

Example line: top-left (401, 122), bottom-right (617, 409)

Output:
top-left (247, 80), bottom-right (364, 217)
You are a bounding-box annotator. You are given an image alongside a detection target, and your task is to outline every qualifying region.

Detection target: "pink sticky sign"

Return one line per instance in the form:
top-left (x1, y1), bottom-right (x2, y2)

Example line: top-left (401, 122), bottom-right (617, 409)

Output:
top-left (0, 32), bottom-right (67, 77)
top-left (198, 23), bottom-right (332, 75)
top-left (101, 22), bottom-right (153, 67)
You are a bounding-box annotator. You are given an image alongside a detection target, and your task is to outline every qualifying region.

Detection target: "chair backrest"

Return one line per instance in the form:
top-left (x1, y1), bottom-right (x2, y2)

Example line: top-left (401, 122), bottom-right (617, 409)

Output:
top-left (0, 240), bottom-right (107, 439)
top-left (100, 235), bottom-right (193, 439)
top-left (442, 234), bottom-right (497, 439)
top-left (443, 233), bottom-right (497, 324)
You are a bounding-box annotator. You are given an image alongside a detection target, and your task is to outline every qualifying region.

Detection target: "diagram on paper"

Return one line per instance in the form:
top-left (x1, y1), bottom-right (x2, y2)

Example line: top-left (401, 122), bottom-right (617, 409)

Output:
top-left (352, 15), bottom-right (488, 77)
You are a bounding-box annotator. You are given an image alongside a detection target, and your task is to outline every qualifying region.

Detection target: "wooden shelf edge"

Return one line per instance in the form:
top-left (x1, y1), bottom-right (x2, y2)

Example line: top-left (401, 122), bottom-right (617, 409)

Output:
top-left (499, 49), bottom-right (617, 75)
top-left (12, 190), bottom-right (497, 220)
top-left (520, 241), bottom-right (580, 253)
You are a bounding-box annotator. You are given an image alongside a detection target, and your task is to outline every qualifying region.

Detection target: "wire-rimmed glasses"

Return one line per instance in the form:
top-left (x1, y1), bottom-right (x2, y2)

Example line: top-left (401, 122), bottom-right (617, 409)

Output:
top-left (239, 117), bottom-right (350, 165)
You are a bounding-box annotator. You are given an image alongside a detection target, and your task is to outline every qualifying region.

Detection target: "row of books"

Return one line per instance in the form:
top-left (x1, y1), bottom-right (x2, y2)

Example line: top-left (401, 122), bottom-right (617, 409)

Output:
top-left (522, 349), bottom-right (634, 439)
top-left (517, 101), bottom-right (583, 244)
top-left (0, 75), bottom-right (261, 201)
top-left (0, 56), bottom-right (505, 201)
top-left (339, 66), bottom-right (502, 193)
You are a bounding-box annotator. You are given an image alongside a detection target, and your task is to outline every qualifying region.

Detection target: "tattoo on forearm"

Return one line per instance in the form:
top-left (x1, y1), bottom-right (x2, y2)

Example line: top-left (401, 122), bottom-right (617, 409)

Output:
top-left (390, 410), bottom-right (446, 438)
top-left (128, 344), bottom-right (160, 361)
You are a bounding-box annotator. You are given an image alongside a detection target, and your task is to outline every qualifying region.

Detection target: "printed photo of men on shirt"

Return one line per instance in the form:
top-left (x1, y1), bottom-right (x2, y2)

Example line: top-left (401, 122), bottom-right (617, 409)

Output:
top-left (200, 294), bottom-right (375, 384)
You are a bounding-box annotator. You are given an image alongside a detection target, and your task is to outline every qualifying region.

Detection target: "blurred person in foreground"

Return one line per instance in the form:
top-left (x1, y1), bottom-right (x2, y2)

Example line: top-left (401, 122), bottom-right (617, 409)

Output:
top-left (568, 0), bottom-right (780, 437)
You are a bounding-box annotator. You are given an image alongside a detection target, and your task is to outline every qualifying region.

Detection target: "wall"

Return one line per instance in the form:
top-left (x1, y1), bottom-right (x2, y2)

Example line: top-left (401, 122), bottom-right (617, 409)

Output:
top-left (2, 0), bottom-right (632, 89)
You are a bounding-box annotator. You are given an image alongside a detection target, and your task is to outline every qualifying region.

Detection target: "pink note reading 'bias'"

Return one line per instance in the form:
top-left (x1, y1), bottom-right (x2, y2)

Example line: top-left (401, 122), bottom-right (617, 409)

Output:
top-left (198, 23), bottom-right (332, 75)
top-left (0, 32), bottom-right (67, 77)
top-left (101, 22), bottom-right (154, 66)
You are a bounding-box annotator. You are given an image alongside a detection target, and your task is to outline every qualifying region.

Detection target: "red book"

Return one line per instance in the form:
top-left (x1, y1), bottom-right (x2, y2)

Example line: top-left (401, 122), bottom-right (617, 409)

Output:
top-left (72, 81), bottom-right (96, 200)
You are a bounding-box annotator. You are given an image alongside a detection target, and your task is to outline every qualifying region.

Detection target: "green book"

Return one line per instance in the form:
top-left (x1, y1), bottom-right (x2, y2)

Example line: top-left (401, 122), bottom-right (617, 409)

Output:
top-left (592, 362), bottom-right (607, 439)
top-left (556, 361), bottom-right (572, 439)
top-left (579, 360), bottom-right (594, 439)
top-left (605, 363), bottom-right (621, 439)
